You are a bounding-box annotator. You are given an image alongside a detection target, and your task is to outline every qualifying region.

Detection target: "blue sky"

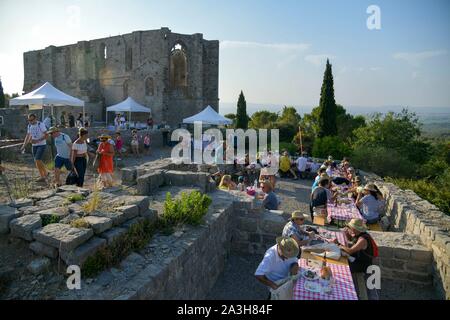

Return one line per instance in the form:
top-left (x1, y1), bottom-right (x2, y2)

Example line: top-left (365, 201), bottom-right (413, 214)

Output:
top-left (1, 0), bottom-right (449, 108)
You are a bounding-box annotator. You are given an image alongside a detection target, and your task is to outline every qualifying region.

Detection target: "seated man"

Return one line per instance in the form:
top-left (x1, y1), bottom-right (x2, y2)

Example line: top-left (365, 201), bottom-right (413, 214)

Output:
top-left (257, 181), bottom-right (279, 210)
top-left (255, 237), bottom-right (299, 294)
top-left (310, 176), bottom-right (331, 220)
top-left (279, 150), bottom-right (298, 179)
top-left (282, 211), bottom-right (316, 250)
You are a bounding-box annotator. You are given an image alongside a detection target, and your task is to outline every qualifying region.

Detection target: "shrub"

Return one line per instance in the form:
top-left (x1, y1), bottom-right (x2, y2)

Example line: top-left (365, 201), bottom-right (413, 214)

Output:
top-left (312, 136), bottom-right (351, 160)
top-left (161, 191), bottom-right (212, 228)
top-left (65, 194), bottom-right (85, 204)
top-left (279, 142), bottom-right (298, 155)
top-left (385, 176), bottom-right (450, 215)
top-left (351, 145), bottom-right (416, 178)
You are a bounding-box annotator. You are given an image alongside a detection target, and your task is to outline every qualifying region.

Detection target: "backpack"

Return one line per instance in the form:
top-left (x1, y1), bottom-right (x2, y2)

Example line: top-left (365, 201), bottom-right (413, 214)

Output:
top-left (361, 233), bottom-right (379, 258)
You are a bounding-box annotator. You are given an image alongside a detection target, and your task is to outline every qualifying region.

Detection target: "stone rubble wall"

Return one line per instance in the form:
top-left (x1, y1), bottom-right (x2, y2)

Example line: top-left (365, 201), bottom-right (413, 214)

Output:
top-left (57, 190), bottom-right (256, 299)
top-left (1, 186), bottom-right (158, 268)
top-left (360, 170), bottom-right (450, 300)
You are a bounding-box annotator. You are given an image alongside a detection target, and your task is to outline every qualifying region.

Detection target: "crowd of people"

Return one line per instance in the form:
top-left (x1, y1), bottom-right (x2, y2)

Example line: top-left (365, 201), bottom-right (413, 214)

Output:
top-left (17, 113), bottom-right (154, 190)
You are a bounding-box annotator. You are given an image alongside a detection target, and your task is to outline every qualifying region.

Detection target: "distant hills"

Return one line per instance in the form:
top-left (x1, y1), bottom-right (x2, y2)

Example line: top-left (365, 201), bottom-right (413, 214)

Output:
top-left (219, 102), bottom-right (450, 135)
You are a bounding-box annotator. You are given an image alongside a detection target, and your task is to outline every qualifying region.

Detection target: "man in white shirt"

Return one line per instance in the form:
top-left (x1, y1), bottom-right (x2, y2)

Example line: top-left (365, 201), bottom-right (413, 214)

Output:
top-left (296, 152), bottom-right (308, 179)
top-left (21, 114), bottom-right (49, 182)
top-left (255, 237), bottom-right (299, 294)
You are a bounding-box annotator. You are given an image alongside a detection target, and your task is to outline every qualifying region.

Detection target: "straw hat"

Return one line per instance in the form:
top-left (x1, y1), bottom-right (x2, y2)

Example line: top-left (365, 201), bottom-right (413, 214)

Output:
top-left (364, 183), bottom-right (377, 192)
top-left (291, 210), bottom-right (309, 220)
top-left (47, 127), bottom-right (60, 134)
top-left (347, 219), bottom-right (368, 232)
top-left (98, 134), bottom-right (112, 140)
top-left (276, 236), bottom-right (299, 258)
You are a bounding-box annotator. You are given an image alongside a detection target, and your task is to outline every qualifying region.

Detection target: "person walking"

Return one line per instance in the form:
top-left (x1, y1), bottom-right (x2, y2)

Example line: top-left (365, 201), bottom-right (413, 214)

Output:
top-left (68, 112), bottom-right (75, 128)
top-left (47, 127), bottom-right (72, 187)
top-left (21, 113), bottom-right (49, 182)
top-left (97, 134), bottom-right (115, 189)
top-left (71, 127), bottom-right (89, 187)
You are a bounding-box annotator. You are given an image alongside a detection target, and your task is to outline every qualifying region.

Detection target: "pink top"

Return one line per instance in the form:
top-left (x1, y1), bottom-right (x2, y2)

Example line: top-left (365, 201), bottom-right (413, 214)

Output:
top-left (144, 136), bottom-right (150, 146)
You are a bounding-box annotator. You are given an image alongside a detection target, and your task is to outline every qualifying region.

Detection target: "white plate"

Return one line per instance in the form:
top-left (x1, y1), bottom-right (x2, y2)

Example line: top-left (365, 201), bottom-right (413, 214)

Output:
top-left (304, 280), bottom-right (321, 293)
top-left (301, 269), bottom-right (319, 281)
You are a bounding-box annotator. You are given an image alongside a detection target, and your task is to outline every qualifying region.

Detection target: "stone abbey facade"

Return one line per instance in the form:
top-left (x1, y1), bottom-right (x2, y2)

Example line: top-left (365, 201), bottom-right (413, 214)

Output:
top-left (22, 28), bottom-right (219, 126)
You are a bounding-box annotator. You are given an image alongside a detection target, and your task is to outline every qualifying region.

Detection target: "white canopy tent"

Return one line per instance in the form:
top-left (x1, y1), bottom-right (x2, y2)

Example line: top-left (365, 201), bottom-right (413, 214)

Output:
top-left (106, 97), bottom-right (152, 128)
top-left (9, 82), bottom-right (85, 123)
top-left (182, 105), bottom-right (232, 125)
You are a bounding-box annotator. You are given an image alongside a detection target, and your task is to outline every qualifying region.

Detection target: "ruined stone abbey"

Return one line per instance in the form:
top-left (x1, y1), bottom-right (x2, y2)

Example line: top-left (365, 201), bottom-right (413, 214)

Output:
top-left (22, 28), bottom-right (219, 126)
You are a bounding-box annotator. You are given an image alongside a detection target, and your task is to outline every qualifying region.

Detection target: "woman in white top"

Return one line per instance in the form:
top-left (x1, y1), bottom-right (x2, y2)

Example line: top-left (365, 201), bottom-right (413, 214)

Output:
top-left (71, 127), bottom-right (89, 187)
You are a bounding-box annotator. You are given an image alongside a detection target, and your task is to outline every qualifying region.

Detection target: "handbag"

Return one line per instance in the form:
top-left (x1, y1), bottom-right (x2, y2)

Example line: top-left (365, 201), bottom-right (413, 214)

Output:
top-left (66, 170), bottom-right (78, 185)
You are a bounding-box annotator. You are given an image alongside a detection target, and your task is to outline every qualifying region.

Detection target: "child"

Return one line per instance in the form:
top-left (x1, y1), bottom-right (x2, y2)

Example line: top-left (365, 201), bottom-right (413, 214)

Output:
top-left (143, 133), bottom-right (151, 155)
top-left (115, 132), bottom-right (124, 160)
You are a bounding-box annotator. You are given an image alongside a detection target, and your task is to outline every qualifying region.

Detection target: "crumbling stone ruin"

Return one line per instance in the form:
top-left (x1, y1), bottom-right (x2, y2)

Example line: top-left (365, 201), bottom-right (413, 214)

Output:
top-left (22, 27), bottom-right (219, 126)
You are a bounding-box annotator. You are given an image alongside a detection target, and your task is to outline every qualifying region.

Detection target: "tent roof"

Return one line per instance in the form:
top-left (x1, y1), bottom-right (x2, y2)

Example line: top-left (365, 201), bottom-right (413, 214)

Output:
top-left (183, 105), bottom-right (232, 125)
top-left (106, 97), bottom-right (152, 113)
top-left (9, 82), bottom-right (85, 107)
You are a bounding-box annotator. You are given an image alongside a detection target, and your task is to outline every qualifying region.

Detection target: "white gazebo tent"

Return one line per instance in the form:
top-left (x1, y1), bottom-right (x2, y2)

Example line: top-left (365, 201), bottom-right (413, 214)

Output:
top-left (182, 105), bottom-right (232, 125)
top-left (106, 97), bottom-right (152, 128)
top-left (9, 82), bottom-right (85, 123)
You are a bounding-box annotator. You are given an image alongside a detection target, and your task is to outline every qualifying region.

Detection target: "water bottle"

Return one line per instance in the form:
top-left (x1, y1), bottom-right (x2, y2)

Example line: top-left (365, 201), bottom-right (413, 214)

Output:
top-left (253, 179), bottom-right (258, 189)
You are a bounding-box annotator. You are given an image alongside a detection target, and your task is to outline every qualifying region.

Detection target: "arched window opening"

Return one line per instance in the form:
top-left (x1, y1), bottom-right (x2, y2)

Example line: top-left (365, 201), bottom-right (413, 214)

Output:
top-left (0, 116), bottom-right (4, 126)
top-left (170, 43), bottom-right (187, 88)
top-left (125, 47), bottom-right (132, 71)
top-left (145, 77), bottom-right (154, 96)
top-left (99, 43), bottom-right (107, 59)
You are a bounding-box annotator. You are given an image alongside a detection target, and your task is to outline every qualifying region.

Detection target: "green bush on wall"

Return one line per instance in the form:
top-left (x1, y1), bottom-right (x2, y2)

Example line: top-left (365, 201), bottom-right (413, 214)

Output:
top-left (162, 191), bottom-right (212, 228)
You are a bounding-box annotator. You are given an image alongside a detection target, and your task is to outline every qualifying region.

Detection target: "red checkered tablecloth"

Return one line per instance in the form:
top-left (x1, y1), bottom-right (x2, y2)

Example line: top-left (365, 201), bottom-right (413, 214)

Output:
top-left (317, 228), bottom-right (347, 246)
top-left (293, 260), bottom-right (358, 300)
top-left (327, 201), bottom-right (364, 223)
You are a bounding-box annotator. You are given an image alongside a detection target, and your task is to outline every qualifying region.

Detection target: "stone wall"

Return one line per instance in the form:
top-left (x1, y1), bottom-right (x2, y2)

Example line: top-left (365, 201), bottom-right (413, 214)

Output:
top-left (1, 186), bottom-right (158, 268)
top-left (371, 231), bottom-right (434, 285)
top-left (22, 28), bottom-right (219, 126)
top-left (360, 171), bottom-right (450, 299)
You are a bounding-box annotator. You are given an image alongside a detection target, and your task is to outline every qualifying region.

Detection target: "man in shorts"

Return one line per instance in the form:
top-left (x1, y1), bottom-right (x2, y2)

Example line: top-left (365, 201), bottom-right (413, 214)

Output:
top-left (47, 127), bottom-right (72, 187)
top-left (21, 113), bottom-right (49, 182)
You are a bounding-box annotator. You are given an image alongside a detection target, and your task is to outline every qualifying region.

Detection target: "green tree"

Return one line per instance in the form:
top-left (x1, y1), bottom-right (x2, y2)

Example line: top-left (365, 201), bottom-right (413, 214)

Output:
top-left (236, 91), bottom-right (249, 129)
top-left (312, 136), bottom-right (351, 160)
top-left (249, 110), bottom-right (278, 129)
top-left (224, 113), bottom-right (236, 127)
top-left (352, 109), bottom-right (431, 167)
top-left (0, 77), bottom-right (5, 108)
top-left (318, 59), bottom-right (337, 137)
top-left (275, 106), bottom-right (301, 143)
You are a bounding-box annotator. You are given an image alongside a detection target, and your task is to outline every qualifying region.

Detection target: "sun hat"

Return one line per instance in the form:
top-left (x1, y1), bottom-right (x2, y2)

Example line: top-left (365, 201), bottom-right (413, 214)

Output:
top-left (276, 236), bottom-right (299, 258)
top-left (364, 183), bottom-right (377, 192)
top-left (291, 210), bottom-right (309, 220)
top-left (47, 127), bottom-right (60, 134)
top-left (98, 134), bottom-right (112, 140)
top-left (347, 219), bottom-right (368, 232)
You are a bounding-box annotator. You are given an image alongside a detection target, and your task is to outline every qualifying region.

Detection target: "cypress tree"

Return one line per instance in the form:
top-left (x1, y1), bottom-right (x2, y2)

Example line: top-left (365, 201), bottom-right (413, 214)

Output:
top-left (236, 90), bottom-right (248, 129)
top-left (0, 77), bottom-right (5, 108)
top-left (318, 59), bottom-right (337, 137)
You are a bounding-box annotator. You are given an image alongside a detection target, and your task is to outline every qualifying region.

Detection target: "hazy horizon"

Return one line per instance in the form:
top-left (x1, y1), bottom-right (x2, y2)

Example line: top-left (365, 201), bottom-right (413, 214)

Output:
top-left (1, 0), bottom-right (450, 108)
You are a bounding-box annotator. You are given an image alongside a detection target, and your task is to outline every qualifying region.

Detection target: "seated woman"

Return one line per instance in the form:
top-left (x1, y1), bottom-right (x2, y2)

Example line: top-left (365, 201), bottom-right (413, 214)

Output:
top-left (348, 176), bottom-right (362, 200)
top-left (279, 150), bottom-right (298, 179)
top-left (338, 219), bottom-right (378, 273)
top-left (282, 211), bottom-right (316, 250)
top-left (218, 175), bottom-right (237, 191)
top-left (257, 180), bottom-right (279, 210)
top-left (356, 183), bottom-right (384, 224)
